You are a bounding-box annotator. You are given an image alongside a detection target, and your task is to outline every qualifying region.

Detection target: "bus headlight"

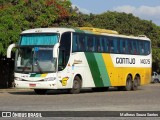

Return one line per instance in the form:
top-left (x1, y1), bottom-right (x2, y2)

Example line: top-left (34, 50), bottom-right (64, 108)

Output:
top-left (44, 77), bottom-right (56, 81)
top-left (14, 77), bottom-right (22, 81)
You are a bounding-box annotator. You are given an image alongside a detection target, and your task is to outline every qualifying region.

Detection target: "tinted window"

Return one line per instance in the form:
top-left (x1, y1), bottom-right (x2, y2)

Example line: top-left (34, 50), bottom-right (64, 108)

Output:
top-left (58, 32), bottom-right (71, 71)
top-left (86, 36), bottom-right (95, 52)
top-left (132, 40), bottom-right (139, 55)
top-left (108, 38), bottom-right (114, 53)
top-left (120, 39), bottom-right (127, 54)
top-left (72, 33), bottom-right (150, 55)
top-left (73, 33), bottom-right (85, 52)
top-left (138, 41), bottom-right (145, 55)
top-left (96, 37), bottom-right (104, 52)
top-left (144, 41), bottom-right (150, 54)
top-left (101, 37), bottom-right (108, 52)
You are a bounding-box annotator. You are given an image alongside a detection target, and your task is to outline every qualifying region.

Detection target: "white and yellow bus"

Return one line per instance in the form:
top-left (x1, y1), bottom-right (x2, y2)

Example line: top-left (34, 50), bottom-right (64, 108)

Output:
top-left (7, 27), bottom-right (152, 94)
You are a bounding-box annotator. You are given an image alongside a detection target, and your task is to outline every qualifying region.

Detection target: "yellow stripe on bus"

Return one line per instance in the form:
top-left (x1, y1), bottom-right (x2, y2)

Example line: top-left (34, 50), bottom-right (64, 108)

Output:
top-left (102, 54), bottom-right (151, 86)
top-left (41, 74), bottom-right (47, 78)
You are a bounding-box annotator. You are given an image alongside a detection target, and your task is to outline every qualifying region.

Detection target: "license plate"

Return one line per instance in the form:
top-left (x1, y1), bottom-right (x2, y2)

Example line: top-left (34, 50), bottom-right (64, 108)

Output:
top-left (29, 84), bottom-right (36, 87)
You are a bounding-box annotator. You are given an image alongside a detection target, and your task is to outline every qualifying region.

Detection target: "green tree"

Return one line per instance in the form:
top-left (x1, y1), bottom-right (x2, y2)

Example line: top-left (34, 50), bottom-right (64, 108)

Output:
top-left (0, 0), bottom-right (72, 55)
top-left (0, 1), bottom-right (160, 72)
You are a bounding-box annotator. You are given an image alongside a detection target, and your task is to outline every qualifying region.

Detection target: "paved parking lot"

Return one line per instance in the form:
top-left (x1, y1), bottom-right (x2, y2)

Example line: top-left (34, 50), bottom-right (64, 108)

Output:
top-left (0, 83), bottom-right (159, 111)
top-left (0, 83), bottom-right (159, 119)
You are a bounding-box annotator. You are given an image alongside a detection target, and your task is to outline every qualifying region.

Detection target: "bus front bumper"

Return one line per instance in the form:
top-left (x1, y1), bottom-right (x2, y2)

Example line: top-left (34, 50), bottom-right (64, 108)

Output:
top-left (14, 80), bottom-right (57, 89)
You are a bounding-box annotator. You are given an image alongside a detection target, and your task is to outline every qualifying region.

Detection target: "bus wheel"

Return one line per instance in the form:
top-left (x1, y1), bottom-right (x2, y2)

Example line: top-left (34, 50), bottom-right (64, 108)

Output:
top-left (153, 79), bottom-right (159, 83)
top-left (132, 76), bottom-right (139, 90)
top-left (34, 89), bottom-right (47, 95)
top-left (69, 76), bottom-right (82, 94)
top-left (125, 75), bottom-right (132, 91)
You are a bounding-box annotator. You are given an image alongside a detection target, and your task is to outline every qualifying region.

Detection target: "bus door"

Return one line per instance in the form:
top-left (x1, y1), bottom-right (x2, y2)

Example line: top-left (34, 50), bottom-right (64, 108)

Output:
top-left (57, 32), bottom-right (72, 88)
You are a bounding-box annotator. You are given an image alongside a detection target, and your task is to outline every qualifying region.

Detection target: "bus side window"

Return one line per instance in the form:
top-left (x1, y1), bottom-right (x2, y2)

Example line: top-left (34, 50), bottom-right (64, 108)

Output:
top-left (144, 41), bottom-right (150, 55)
top-left (109, 39), bottom-right (114, 53)
top-left (101, 37), bottom-right (107, 52)
top-left (113, 38), bottom-right (120, 54)
top-left (99, 37), bottom-right (104, 52)
top-left (72, 34), bottom-right (78, 52)
top-left (86, 36), bottom-right (94, 52)
top-left (120, 39), bottom-right (126, 54)
top-left (123, 39), bottom-right (128, 54)
top-left (127, 40), bottom-right (133, 54)
top-left (132, 40), bottom-right (138, 55)
top-left (78, 35), bottom-right (85, 51)
top-left (105, 38), bottom-right (109, 53)
top-left (125, 39), bottom-right (128, 54)
top-left (97, 37), bottom-right (103, 52)
top-left (135, 40), bottom-right (139, 55)
top-left (72, 33), bottom-right (87, 52)
top-left (138, 41), bottom-right (145, 55)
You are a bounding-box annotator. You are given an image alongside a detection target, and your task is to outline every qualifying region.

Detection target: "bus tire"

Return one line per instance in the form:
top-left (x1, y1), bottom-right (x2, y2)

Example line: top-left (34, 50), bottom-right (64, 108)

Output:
top-left (69, 76), bottom-right (82, 94)
top-left (125, 75), bottom-right (132, 91)
top-left (132, 76), bottom-right (139, 90)
top-left (153, 79), bottom-right (159, 83)
top-left (34, 89), bottom-right (47, 95)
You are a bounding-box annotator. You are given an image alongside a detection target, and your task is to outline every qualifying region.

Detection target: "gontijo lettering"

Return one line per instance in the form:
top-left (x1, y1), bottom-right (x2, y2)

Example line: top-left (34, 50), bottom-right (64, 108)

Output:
top-left (116, 57), bottom-right (135, 64)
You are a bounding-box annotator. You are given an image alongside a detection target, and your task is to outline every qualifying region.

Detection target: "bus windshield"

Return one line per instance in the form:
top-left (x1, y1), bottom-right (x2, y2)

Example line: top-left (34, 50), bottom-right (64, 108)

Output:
top-left (15, 33), bottom-right (59, 73)
top-left (15, 47), bottom-right (57, 73)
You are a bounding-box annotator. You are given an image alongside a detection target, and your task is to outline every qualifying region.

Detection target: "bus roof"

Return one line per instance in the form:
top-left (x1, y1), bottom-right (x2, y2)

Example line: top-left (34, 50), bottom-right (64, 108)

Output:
top-left (21, 28), bottom-right (75, 34)
top-left (21, 27), bottom-right (150, 41)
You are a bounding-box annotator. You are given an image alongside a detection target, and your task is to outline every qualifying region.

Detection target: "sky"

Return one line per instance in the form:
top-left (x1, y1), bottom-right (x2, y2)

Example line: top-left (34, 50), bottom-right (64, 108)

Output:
top-left (70, 0), bottom-right (160, 26)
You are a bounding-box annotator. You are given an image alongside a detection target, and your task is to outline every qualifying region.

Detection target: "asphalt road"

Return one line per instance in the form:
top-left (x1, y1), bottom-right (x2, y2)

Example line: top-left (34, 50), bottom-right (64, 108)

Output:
top-left (0, 83), bottom-right (160, 119)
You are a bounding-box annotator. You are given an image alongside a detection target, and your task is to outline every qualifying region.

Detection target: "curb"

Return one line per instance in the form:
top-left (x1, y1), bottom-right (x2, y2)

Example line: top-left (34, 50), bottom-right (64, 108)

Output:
top-left (0, 88), bottom-right (32, 92)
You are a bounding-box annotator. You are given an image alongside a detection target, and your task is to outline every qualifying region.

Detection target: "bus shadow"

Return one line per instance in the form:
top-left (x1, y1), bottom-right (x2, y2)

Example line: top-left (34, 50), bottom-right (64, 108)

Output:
top-left (8, 87), bottom-right (144, 95)
top-left (8, 91), bottom-right (37, 95)
top-left (8, 89), bottom-right (93, 95)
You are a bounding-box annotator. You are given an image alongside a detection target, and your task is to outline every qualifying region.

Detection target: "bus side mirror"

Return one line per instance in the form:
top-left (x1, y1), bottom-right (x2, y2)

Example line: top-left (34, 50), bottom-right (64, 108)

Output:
top-left (7, 43), bottom-right (17, 58)
top-left (53, 43), bottom-right (60, 58)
